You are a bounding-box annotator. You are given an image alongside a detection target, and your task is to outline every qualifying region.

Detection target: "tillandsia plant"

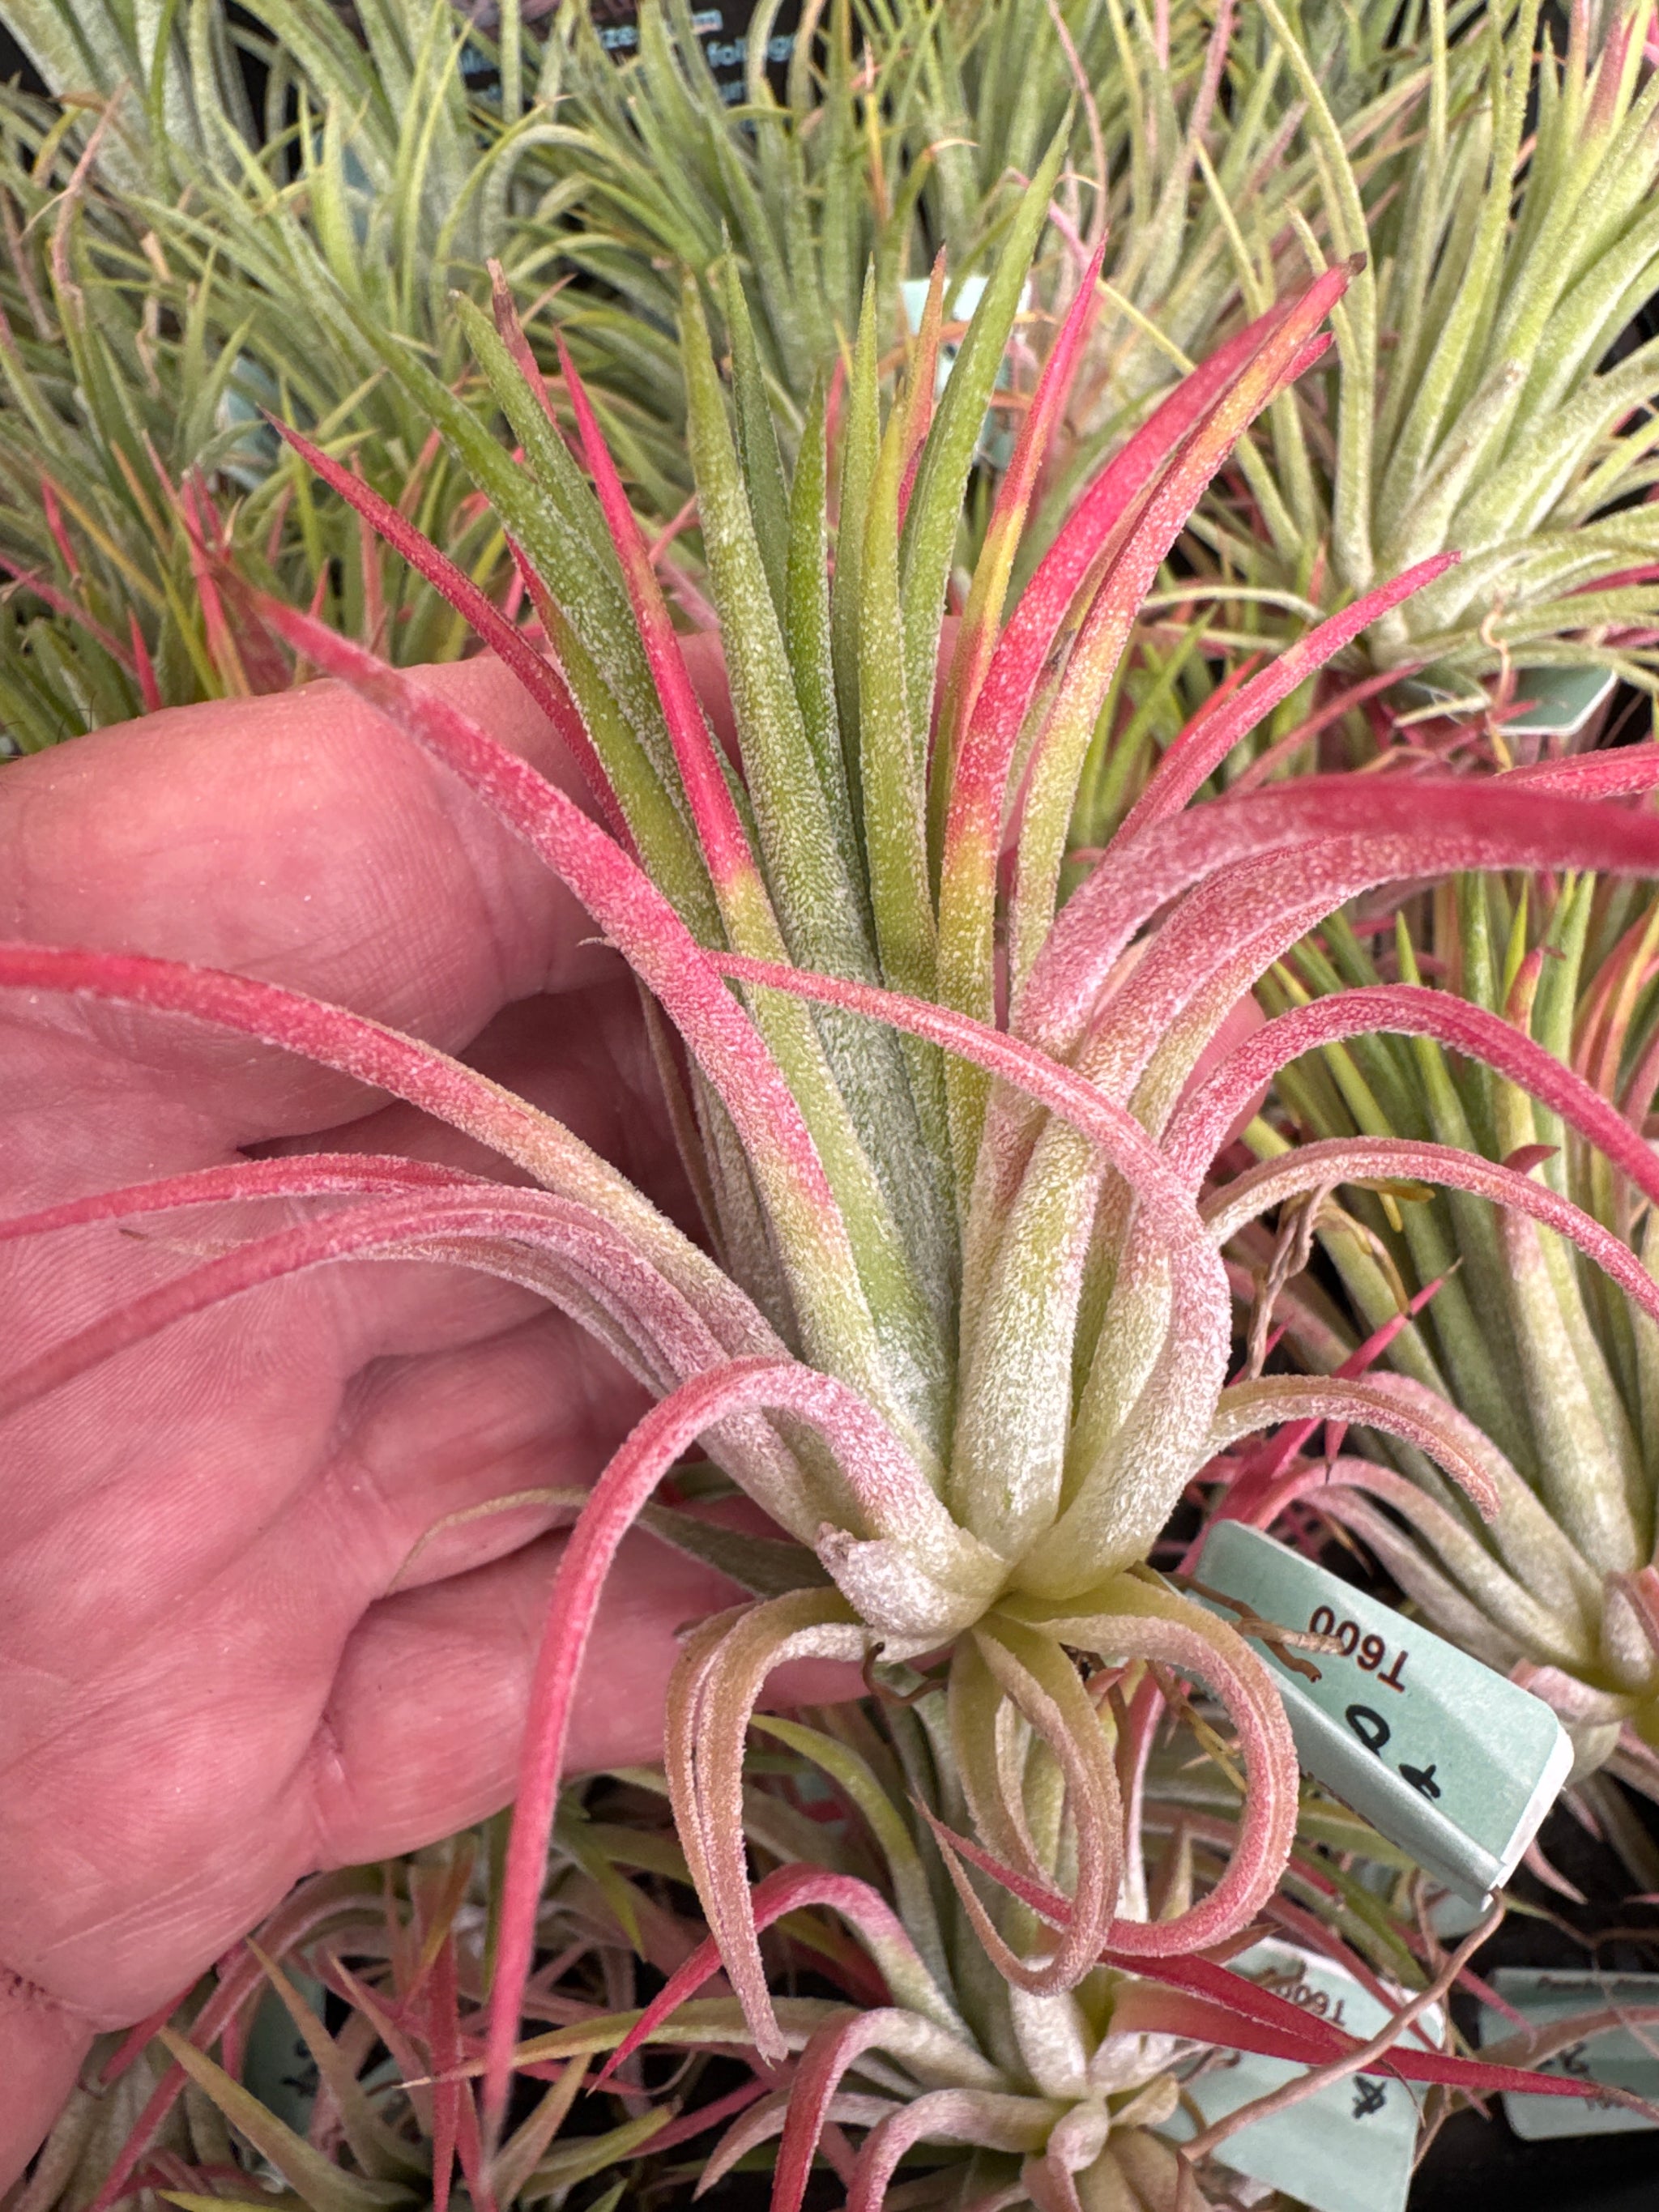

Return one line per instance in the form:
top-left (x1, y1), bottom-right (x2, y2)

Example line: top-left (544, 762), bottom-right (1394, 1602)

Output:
top-left (19, 1783), bottom-right (786, 2212)
top-left (579, 1681), bottom-right (1618, 2203)
top-left (1201, 867), bottom-right (1659, 1821)
top-left (0, 10), bottom-right (509, 744)
top-left (473, 1681), bottom-right (1646, 2210)
top-left (11, 186), bottom-right (1659, 2155)
top-left (0, 0), bottom-right (1486, 754)
top-left (496, 0), bottom-right (1459, 577)
top-left (0, 0), bottom-right (712, 747)
top-left (30, 1693), bottom-right (1648, 2210)
top-left (1171, 0), bottom-right (1659, 710)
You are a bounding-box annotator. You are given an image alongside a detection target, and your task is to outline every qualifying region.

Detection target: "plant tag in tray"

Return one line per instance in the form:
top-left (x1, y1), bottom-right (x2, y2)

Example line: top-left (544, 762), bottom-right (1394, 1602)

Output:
top-left (242, 1968), bottom-right (326, 2130)
top-left (1478, 1969), bottom-right (1659, 2138)
top-left (901, 275), bottom-right (1028, 468)
top-left (1500, 665), bottom-right (1618, 739)
top-left (1192, 1522), bottom-right (1572, 1906)
top-left (1159, 1938), bottom-right (1441, 2212)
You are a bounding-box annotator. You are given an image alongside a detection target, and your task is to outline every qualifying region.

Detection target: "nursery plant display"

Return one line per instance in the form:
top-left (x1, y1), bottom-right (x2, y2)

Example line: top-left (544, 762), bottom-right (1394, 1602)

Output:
top-left (0, 0), bottom-right (1199, 746)
top-left (11, 1), bottom-right (1659, 757)
top-left (1205, 870), bottom-right (1659, 1823)
top-left (11, 161), bottom-right (1659, 2193)
top-left (15, 1783), bottom-right (809, 2211)
top-left (0, 0), bottom-right (1500, 752)
top-left (0, 0), bottom-right (574, 744)
top-left (513, 0), bottom-right (1659, 718)
top-left (1163, 0), bottom-right (1659, 713)
top-left (11, 1), bottom-right (1659, 2201)
top-left (13, 1687), bottom-right (1503, 2212)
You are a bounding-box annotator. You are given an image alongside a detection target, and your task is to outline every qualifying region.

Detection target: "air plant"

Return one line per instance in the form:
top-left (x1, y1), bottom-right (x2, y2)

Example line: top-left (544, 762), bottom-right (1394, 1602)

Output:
top-left (15, 1783), bottom-right (777, 2212)
top-left (0, 29), bottom-right (514, 744)
top-left (0, 0), bottom-right (701, 746)
top-left (497, 0), bottom-right (1457, 582)
top-left (23, 1692), bottom-right (1648, 2210)
top-left (10, 177), bottom-right (1659, 2167)
top-left (474, 1681), bottom-right (1642, 2212)
top-left (1177, 0), bottom-right (1659, 710)
top-left (1201, 864), bottom-right (1659, 1831)
top-left (0, 0), bottom-right (1495, 760)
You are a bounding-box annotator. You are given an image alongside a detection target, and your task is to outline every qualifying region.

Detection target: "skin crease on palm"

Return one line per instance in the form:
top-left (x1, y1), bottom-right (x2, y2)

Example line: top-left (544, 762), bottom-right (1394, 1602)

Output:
top-left (0, 648), bottom-right (857, 2180)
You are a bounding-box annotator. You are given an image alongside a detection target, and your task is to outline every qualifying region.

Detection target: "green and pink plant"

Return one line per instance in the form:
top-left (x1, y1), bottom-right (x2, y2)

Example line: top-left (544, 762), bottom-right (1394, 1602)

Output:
top-left (10, 184), bottom-right (1659, 2178)
top-left (1201, 865), bottom-right (1659, 1838)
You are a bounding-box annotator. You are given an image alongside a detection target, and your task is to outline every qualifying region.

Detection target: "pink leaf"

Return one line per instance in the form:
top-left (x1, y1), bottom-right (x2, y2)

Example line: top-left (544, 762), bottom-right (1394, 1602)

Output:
top-left (774, 2009), bottom-right (979, 2212)
top-left (0, 1186), bottom-right (754, 1439)
top-left (127, 612), bottom-right (162, 713)
top-left (1205, 1134), bottom-right (1659, 1377)
top-left (595, 1865), bottom-right (922, 2089)
top-left (1195, 1273), bottom-right (1449, 1540)
top-left (936, 236), bottom-right (1107, 782)
top-left (241, 609), bottom-right (877, 1386)
top-left (1211, 1369), bottom-right (1503, 1517)
top-left (0, 941), bottom-right (582, 1184)
top-left (847, 2090), bottom-right (1049, 2212)
top-left (1109, 554), bottom-right (1457, 846)
top-left (270, 420), bottom-right (631, 842)
top-left (1172, 981), bottom-right (1659, 1196)
top-left (938, 272), bottom-right (1348, 1040)
top-left (1022, 778), bottom-right (1659, 1071)
top-left (554, 339), bottom-right (756, 893)
top-left (484, 1359), bottom-right (908, 2126)
top-left (0, 1153), bottom-right (481, 1248)
top-left (710, 951), bottom-right (1212, 1258)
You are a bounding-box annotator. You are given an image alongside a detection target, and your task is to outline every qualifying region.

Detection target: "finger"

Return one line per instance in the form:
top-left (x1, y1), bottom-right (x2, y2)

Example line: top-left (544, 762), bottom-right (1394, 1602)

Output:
top-left (0, 659), bottom-right (625, 1159)
top-left (304, 1530), bottom-right (863, 1867)
top-left (293, 1311), bottom-right (652, 1601)
top-left (0, 1984), bottom-right (91, 2190)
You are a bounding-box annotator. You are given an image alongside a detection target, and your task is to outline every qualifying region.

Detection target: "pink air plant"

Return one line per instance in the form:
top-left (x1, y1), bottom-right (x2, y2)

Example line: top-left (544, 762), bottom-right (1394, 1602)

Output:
top-left (1201, 854), bottom-right (1659, 1825)
top-left (8, 173), bottom-right (1659, 2187)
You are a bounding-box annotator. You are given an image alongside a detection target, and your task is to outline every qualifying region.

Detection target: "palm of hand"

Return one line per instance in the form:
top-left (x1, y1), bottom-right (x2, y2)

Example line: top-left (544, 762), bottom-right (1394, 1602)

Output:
top-left (0, 659), bottom-right (753, 2167)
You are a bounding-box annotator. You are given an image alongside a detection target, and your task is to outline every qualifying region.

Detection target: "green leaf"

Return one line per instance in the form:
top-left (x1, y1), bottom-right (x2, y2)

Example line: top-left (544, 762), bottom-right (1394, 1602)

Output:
top-left (898, 121), bottom-right (1068, 736)
top-left (160, 2197), bottom-right (308, 2212)
top-left (154, 2028), bottom-right (416, 2212)
top-left (245, 1942), bottom-right (426, 2184)
top-left (635, 1499), bottom-right (832, 1596)
top-left (830, 269), bottom-right (880, 824)
top-left (784, 379), bottom-right (862, 891)
top-left (525, 2111), bottom-right (673, 2199)
top-left (720, 255), bottom-right (791, 624)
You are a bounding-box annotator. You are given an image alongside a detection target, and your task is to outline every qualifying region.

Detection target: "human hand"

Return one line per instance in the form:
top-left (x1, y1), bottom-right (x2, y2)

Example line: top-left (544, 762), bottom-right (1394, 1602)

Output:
top-left (0, 653), bottom-right (826, 2178)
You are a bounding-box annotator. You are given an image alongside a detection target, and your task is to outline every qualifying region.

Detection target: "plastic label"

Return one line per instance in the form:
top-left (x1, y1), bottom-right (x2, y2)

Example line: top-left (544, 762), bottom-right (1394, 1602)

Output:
top-left (242, 1971), bottom-right (325, 2130)
top-left (1159, 1939), bottom-right (1441, 2212)
top-left (1478, 1969), bottom-right (1659, 2137)
top-left (1192, 1521), bottom-right (1572, 1906)
top-left (1394, 663), bottom-right (1615, 741)
top-left (900, 275), bottom-right (1026, 468)
top-left (1502, 666), bottom-right (1618, 739)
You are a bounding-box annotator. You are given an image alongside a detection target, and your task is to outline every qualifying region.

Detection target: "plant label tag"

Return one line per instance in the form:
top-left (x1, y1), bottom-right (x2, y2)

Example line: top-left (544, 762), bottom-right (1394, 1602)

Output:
top-left (1478, 1969), bottom-right (1659, 2137)
top-left (900, 275), bottom-right (1028, 467)
top-left (1392, 664), bottom-right (1615, 745)
top-left (1192, 1521), bottom-right (1572, 1906)
top-left (1501, 665), bottom-right (1618, 739)
top-left (242, 1971), bottom-right (324, 2130)
top-left (1158, 1939), bottom-right (1440, 2212)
